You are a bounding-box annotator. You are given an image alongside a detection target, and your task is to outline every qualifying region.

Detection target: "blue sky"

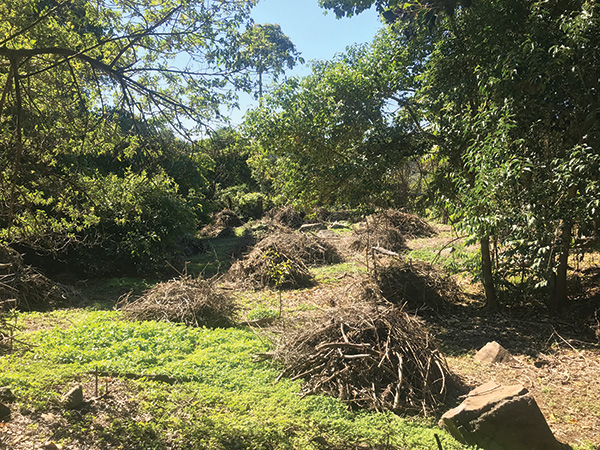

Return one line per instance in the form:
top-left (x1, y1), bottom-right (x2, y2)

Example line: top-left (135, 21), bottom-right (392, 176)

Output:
top-left (226, 0), bottom-right (383, 125)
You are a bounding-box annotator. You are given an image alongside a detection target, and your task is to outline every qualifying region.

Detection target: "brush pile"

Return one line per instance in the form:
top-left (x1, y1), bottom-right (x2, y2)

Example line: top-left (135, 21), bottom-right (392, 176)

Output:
top-left (228, 232), bottom-right (341, 289)
top-left (273, 303), bottom-right (452, 414)
top-left (378, 210), bottom-right (437, 239)
top-left (119, 276), bottom-right (237, 327)
top-left (0, 245), bottom-right (75, 311)
top-left (267, 205), bottom-right (305, 229)
top-left (350, 210), bottom-right (437, 255)
top-left (199, 209), bottom-right (244, 237)
top-left (375, 259), bottom-right (461, 311)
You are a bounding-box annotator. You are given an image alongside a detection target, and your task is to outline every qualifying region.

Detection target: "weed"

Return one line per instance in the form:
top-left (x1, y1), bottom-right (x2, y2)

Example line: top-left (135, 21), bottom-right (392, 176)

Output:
top-left (0, 310), bottom-right (468, 449)
top-left (246, 306), bottom-right (279, 321)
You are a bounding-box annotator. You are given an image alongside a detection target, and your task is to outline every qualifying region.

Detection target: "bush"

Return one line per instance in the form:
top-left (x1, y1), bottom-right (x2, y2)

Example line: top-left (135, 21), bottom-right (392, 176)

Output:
top-left (217, 185), bottom-right (269, 219)
top-left (71, 170), bottom-right (197, 275)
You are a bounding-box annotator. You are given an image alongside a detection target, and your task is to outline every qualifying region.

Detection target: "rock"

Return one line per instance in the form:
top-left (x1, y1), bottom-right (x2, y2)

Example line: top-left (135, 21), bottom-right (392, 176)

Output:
top-left (439, 382), bottom-right (568, 450)
top-left (0, 386), bottom-right (16, 402)
top-left (62, 385), bottom-right (84, 410)
top-left (0, 402), bottom-right (10, 421)
top-left (299, 223), bottom-right (326, 232)
top-left (474, 341), bottom-right (515, 364)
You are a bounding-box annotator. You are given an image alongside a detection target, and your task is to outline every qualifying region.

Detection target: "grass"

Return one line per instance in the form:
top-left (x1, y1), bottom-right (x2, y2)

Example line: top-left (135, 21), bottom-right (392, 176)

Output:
top-left (187, 228), bottom-right (250, 277)
top-left (311, 261), bottom-right (367, 283)
top-left (406, 245), bottom-right (479, 275)
top-left (1, 310), bottom-right (470, 449)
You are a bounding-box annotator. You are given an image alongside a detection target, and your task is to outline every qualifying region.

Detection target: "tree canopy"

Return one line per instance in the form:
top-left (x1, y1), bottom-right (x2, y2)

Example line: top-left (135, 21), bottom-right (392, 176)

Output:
top-left (236, 23), bottom-right (304, 100)
top-left (245, 0), bottom-right (600, 310)
top-left (0, 0), bottom-right (259, 273)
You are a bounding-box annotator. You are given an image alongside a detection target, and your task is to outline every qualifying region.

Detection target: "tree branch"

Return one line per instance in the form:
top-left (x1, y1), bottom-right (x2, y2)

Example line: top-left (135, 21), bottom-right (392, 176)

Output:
top-left (0, 0), bottom-right (69, 47)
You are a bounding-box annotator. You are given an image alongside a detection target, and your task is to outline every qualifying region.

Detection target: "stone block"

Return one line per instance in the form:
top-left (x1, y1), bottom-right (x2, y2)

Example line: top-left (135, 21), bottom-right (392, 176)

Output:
top-left (439, 382), bottom-right (569, 450)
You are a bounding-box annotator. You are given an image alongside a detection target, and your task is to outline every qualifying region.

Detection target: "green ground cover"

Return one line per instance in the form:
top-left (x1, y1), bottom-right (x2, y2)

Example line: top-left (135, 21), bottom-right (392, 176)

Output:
top-left (1, 310), bottom-right (470, 449)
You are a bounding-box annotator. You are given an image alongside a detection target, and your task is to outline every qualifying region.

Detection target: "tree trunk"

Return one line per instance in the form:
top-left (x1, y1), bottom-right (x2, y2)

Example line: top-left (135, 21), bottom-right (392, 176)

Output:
top-left (258, 70), bottom-right (263, 104)
top-left (551, 185), bottom-right (577, 311)
top-left (481, 235), bottom-right (498, 310)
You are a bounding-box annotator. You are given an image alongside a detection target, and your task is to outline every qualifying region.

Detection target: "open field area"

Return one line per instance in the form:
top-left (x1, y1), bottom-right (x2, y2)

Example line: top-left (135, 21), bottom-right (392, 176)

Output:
top-left (2, 212), bottom-right (599, 450)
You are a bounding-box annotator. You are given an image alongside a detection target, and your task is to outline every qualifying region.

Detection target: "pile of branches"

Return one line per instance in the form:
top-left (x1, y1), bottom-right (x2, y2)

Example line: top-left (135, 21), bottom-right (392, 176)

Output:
top-left (266, 205), bottom-right (305, 229)
top-left (0, 245), bottom-right (75, 311)
top-left (377, 210), bottom-right (437, 239)
top-left (350, 224), bottom-right (406, 256)
top-left (118, 276), bottom-right (237, 327)
top-left (199, 209), bottom-right (244, 238)
top-left (375, 259), bottom-right (461, 311)
top-left (350, 210), bottom-right (436, 256)
top-left (228, 232), bottom-right (341, 289)
top-left (274, 304), bottom-right (452, 415)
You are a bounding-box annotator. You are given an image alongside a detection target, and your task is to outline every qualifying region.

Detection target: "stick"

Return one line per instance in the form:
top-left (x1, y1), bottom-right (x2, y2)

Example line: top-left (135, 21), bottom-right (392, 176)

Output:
top-left (434, 433), bottom-right (444, 450)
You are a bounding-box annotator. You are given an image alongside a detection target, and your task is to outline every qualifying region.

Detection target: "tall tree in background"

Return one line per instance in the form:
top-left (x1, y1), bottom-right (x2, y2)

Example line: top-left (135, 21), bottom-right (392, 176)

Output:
top-left (237, 23), bottom-right (303, 101)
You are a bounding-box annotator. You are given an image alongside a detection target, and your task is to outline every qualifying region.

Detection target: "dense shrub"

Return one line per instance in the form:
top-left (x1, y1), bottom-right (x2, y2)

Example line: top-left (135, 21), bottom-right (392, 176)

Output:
top-left (70, 170), bottom-right (197, 275)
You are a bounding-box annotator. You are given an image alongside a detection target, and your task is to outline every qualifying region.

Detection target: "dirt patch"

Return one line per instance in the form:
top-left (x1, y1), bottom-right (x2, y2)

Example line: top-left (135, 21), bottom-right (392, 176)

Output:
top-left (448, 346), bottom-right (600, 448)
top-left (118, 276), bottom-right (237, 327)
top-left (273, 303), bottom-right (453, 415)
top-left (0, 378), bottom-right (147, 450)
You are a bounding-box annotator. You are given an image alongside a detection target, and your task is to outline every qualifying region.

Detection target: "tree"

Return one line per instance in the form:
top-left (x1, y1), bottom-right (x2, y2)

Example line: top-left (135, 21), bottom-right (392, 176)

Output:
top-left (0, 0), bottom-right (256, 271)
top-left (422, 0), bottom-right (600, 309)
top-left (315, 0), bottom-right (600, 310)
top-left (243, 27), bottom-right (432, 210)
top-left (237, 23), bottom-right (304, 101)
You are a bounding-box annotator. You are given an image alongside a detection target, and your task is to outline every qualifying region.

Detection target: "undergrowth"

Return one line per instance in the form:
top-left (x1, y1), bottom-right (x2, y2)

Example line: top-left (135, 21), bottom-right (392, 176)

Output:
top-left (0, 310), bottom-right (469, 449)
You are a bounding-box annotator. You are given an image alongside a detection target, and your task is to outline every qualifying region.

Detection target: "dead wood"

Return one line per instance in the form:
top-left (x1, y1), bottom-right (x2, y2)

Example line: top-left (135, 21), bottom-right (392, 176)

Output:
top-left (266, 205), bottom-right (305, 229)
top-left (0, 245), bottom-right (78, 312)
top-left (118, 276), bottom-right (237, 328)
top-left (273, 303), bottom-right (453, 415)
top-left (374, 258), bottom-right (462, 312)
top-left (227, 232), bottom-right (342, 290)
top-left (350, 210), bottom-right (437, 256)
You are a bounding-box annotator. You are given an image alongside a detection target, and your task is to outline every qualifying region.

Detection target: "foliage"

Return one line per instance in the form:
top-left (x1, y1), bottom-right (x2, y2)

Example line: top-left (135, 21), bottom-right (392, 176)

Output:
top-left (0, 310), bottom-right (468, 449)
top-left (421, 0), bottom-right (600, 307)
top-left (62, 169), bottom-right (198, 275)
top-left (217, 185), bottom-right (269, 220)
top-left (236, 23), bottom-right (304, 100)
top-left (0, 0), bottom-right (256, 271)
top-left (307, 0), bottom-right (600, 309)
top-left (196, 127), bottom-right (269, 218)
top-left (243, 27), bottom-right (433, 210)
